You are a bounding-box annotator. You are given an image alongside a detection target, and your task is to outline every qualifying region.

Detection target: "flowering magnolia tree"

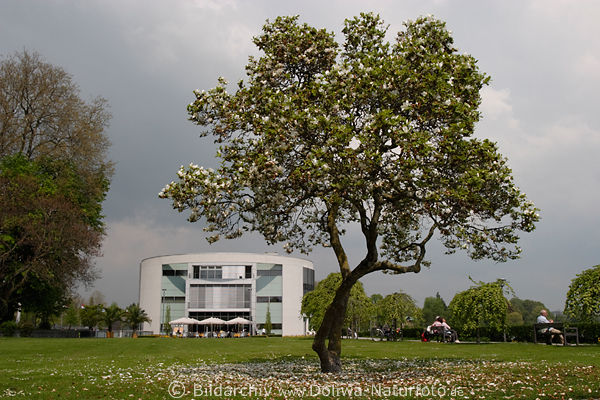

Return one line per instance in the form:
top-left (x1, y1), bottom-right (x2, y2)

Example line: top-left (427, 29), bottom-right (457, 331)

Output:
top-left (160, 14), bottom-right (539, 372)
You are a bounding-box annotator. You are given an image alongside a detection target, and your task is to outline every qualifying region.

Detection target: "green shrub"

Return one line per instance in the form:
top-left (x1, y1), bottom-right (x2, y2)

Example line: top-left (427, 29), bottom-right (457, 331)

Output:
top-left (573, 322), bottom-right (600, 343)
top-left (507, 325), bottom-right (535, 342)
top-left (0, 321), bottom-right (18, 337)
top-left (453, 323), bottom-right (600, 343)
top-left (401, 327), bottom-right (423, 340)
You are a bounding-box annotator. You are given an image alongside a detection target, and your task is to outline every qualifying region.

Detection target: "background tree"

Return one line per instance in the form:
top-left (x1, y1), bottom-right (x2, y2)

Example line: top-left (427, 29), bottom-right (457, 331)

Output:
top-left (422, 292), bottom-right (448, 325)
top-left (88, 291), bottom-right (106, 307)
top-left (551, 310), bottom-right (567, 323)
top-left (0, 51), bottom-right (112, 175)
top-left (302, 273), bottom-right (371, 332)
top-left (369, 294), bottom-right (386, 328)
top-left (123, 303), bottom-right (150, 337)
top-left (264, 304), bottom-right (272, 335)
top-left (80, 304), bottom-right (103, 330)
top-left (102, 303), bottom-right (123, 337)
top-left (344, 280), bottom-right (372, 334)
top-left (0, 50), bottom-right (112, 323)
top-left (509, 297), bottom-right (551, 324)
top-left (564, 264), bottom-right (600, 322)
top-left (161, 14), bottom-right (539, 372)
top-left (0, 155), bottom-right (104, 322)
top-left (379, 291), bottom-right (421, 329)
top-left (18, 277), bottom-right (69, 329)
top-left (506, 311), bottom-right (524, 325)
top-left (449, 279), bottom-right (511, 342)
top-left (164, 305), bottom-right (172, 334)
top-left (63, 302), bottom-right (80, 329)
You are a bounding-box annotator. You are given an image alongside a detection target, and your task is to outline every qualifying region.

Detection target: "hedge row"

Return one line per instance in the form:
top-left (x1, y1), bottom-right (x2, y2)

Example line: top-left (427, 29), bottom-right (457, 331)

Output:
top-left (0, 322), bottom-right (94, 338)
top-left (401, 323), bottom-right (600, 343)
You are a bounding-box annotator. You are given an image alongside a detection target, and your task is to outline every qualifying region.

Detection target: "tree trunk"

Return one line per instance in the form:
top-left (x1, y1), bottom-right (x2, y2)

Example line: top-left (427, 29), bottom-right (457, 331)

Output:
top-left (312, 276), bottom-right (356, 373)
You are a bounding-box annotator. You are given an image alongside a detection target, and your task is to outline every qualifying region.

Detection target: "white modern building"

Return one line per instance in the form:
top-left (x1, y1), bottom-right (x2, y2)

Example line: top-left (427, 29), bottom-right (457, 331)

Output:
top-left (139, 252), bottom-right (315, 336)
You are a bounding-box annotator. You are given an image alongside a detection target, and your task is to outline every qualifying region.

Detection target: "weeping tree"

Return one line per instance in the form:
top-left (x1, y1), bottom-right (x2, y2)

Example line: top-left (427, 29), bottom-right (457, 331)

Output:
top-left (564, 265), bottom-right (600, 322)
top-left (160, 14), bottom-right (538, 372)
top-left (302, 273), bottom-right (372, 333)
top-left (379, 292), bottom-right (421, 329)
top-left (449, 278), bottom-right (513, 342)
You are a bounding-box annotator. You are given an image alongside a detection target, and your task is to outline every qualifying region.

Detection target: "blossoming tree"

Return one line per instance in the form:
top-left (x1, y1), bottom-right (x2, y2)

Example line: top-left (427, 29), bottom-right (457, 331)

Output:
top-left (160, 14), bottom-right (539, 372)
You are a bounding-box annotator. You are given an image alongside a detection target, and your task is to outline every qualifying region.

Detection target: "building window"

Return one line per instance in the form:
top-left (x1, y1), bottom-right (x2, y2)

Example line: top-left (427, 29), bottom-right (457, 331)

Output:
top-left (161, 296), bottom-right (185, 303)
top-left (303, 267), bottom-right (315, 294)
top-left (163, 265), bottom-right (188, 277)
top-left (163, 269), bottom-right (187, 277)
top-left (257, 264), bottom-right (282, 277)
top-left (202, 266), bottom-right (222, 279)
top-left (257, 323), bottom-right (282, 330)
top-left (189, 311), bottom-right (251, 322)
top-left (256, 296), bottom-right (282, 303)
top-left (192, 265), bottom-right (224, 280)
top-left (188, 284), bottom-right (251, 309)
top-left (245, 265), bottom-right (252, 279)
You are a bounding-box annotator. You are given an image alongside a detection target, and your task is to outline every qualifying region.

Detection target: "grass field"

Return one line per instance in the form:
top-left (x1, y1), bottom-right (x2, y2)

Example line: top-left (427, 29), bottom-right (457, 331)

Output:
top-left (1, 337), bottom-right (599, 399)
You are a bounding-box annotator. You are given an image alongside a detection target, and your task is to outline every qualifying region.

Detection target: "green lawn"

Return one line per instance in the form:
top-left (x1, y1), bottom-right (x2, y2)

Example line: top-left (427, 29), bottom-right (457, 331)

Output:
top-left (1, 337), bottom-right (599, 399)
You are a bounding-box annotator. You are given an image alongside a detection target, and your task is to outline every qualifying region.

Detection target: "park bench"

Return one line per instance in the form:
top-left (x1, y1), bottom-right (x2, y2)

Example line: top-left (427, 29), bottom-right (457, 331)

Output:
top-left (533, 323), bottom-right (579, 345)
top-left (422, 325), bottom-right (452, 342)
top-left (431, 326), bottom-right (451, 342)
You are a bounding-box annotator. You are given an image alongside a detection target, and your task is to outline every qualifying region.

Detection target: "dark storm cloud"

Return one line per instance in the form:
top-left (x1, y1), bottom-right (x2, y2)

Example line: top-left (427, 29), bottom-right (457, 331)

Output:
top-left (1, 0), bottom-right (599, 311)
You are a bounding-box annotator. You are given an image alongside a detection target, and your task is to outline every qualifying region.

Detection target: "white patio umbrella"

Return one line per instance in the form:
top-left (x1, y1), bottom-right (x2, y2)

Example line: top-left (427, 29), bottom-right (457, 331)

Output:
top-left (198, 317), bottom-right (226, 325)
top-left (225, 317), bottom-right (252, 325)
top-left (169, 317), bottom-right (201, 335)
top-left (169, 317), bottom-right (201, 325)
top-left (198, 317), bottom-right (226, 336)
top-left (226, 317), bottom-right (252, 336)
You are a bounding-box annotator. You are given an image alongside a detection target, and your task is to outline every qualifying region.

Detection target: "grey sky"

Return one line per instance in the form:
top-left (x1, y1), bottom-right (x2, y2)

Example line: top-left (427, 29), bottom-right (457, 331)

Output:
top-left (1, 0), bottom-right (598, 311)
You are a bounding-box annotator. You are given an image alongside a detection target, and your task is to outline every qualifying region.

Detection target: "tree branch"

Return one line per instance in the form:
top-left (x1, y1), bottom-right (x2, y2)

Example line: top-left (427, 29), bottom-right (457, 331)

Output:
top-left (371, 222), bottom-right (437, 274)
top-left (327, 201), bottom-right (351, 278)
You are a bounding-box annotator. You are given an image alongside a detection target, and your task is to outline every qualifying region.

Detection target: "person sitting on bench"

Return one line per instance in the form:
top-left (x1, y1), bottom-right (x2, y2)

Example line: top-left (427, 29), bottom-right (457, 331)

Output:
top-left (536, 309), bottom-right (564, 345)
top-left (431, 316), bottom-right (459, 343)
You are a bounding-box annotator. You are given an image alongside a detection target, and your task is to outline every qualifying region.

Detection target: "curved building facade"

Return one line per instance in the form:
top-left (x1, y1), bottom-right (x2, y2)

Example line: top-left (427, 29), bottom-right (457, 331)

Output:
top-left (139, 252), bottom-right (314, 336)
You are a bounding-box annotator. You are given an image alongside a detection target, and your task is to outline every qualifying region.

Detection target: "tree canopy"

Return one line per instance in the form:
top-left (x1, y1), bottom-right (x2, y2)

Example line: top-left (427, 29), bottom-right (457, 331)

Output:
top-left (0, 51), bottom-right (112, 176)
top-left (80, 304), bottom-right (103, 330)
top-left (564, 265), bottom-right (600, 322)
top-left (0, 155), bottom-right (105, 322)
top-left (302, 273), bottom-right (370, 331)
top-left (0, 50), bottom-right (112, 323)
top-left (422, 292), bottom-right (448, 325)
top-left (509, 297), bottom-right (550, 324)
top-left (378, 292), bottom-right (421, 329)
top-left (161, 13), bottom-right (538, 372)
top-left (124, 303), bottom-right (151, 336)
top-left (449, 279), bottom-right (512, 337)
top-left (102, 303), bottom-right (124, 334)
